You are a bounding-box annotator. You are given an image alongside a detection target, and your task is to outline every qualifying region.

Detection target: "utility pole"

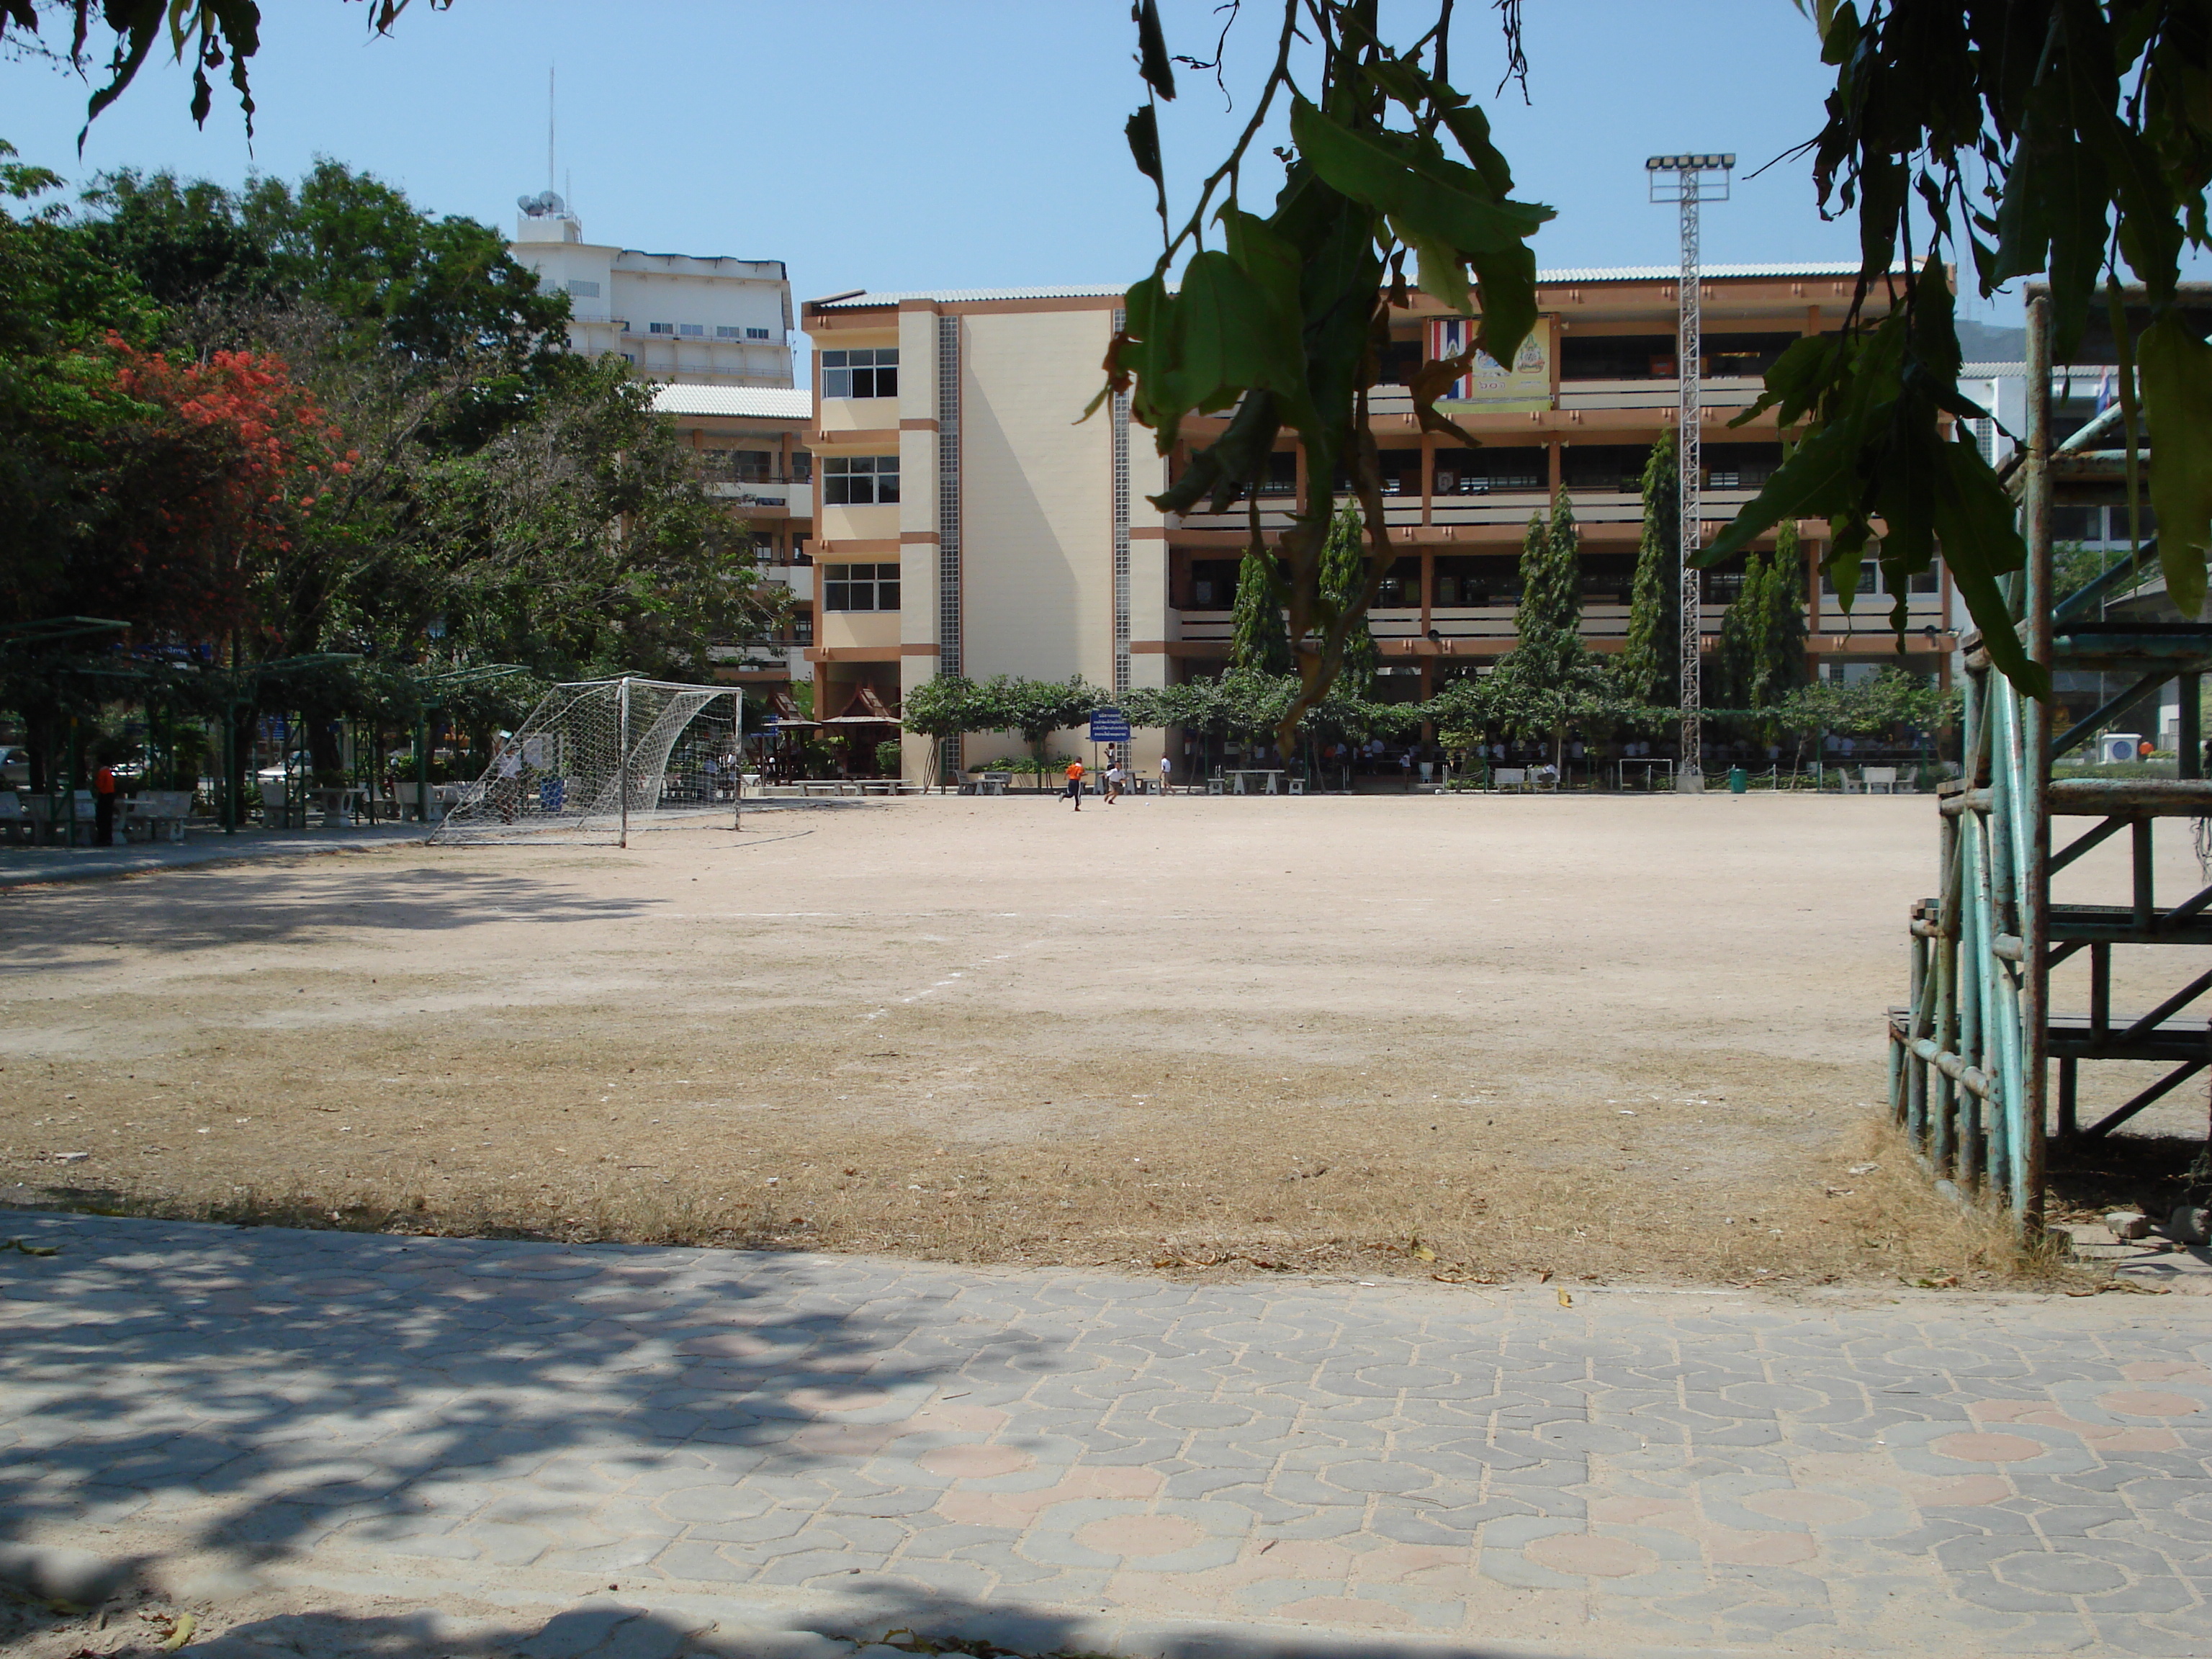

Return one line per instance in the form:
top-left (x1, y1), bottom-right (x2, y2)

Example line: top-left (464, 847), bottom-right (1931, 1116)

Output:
top-left (1646, 153), bottom-right (1732, 792)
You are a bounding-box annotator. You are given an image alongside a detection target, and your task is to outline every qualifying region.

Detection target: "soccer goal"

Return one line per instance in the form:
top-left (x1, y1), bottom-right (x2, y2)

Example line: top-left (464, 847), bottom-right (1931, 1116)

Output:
top-left (428, 677), bottom-right (741, 847)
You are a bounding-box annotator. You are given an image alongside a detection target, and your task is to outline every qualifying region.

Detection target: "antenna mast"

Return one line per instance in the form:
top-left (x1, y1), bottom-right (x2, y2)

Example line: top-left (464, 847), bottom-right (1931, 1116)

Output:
top-left (1646, 153), bottom-right (1732, 793)
top-left (547, 66), bottom-right (557, 196)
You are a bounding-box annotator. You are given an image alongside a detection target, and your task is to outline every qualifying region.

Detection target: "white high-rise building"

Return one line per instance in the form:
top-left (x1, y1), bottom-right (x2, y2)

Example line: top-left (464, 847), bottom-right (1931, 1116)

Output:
top-left (509, 195), bottom-right (794, 388)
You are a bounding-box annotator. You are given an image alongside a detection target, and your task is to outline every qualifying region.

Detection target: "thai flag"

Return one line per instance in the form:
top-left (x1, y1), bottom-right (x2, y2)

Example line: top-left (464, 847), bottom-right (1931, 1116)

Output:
top-left (1428, 318), bottom-right (1475, 400)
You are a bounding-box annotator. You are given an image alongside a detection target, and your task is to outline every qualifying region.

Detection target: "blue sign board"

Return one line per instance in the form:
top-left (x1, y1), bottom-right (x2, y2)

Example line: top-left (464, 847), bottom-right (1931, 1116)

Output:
top-left (1089, 709), bottom-right (1132, 742)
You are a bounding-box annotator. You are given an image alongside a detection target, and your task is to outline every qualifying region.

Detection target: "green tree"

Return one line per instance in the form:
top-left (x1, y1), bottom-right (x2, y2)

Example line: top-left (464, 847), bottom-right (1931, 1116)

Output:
top-left (968, 675), bottom-right (1106, 765)
top-left (1619, 428), bottom-right (1679, 708)
top-left (1314, 500), bottom-right (1379, 697)
top-left (1493, 497), bottom-right (1588, 769)
top-left (1229, 549), bottom-right (1292, 677)
top-left (900, 673), bottom-right (979, 790)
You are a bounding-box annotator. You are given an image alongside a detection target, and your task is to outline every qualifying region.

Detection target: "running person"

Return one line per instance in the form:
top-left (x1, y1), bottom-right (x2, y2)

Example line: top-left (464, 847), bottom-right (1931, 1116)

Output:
top-left (1065, 759), bottom-right (1085, 811)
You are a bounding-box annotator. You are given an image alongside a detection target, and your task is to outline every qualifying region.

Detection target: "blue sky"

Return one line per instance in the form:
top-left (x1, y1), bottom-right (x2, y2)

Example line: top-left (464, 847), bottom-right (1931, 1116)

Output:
top-left (1, 1), bottom-right (2023, 327)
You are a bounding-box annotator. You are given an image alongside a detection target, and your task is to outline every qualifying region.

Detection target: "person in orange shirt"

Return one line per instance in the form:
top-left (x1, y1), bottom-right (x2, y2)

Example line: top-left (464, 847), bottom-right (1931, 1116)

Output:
top-left (91, 763), bottom-right (118, 847)
top-left (1064, 759), bottom-right (1084, 811)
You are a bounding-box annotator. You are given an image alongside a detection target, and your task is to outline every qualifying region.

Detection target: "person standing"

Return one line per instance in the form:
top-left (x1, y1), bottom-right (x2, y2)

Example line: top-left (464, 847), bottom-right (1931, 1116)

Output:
top-left (92, 763), bottom-right (117, 846)
top-left (1064, 758), bottom-right (1085, 811)
top-left (1158, 752), bottom-right (1172, 796)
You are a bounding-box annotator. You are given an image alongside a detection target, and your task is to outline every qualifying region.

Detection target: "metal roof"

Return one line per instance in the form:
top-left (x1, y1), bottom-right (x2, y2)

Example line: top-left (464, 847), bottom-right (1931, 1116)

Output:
top-left (649, 385), bottom-right (811, 420)
top-left (807, 263), bottom-right (1887, 311)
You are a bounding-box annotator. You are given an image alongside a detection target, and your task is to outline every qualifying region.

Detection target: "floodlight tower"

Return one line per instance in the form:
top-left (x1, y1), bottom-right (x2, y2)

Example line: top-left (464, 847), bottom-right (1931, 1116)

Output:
top-left (1646, 153), bottom-right (1732, 792)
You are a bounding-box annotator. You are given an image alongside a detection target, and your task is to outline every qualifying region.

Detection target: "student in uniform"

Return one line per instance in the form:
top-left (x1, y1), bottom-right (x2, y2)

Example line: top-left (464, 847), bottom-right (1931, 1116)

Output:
top-left (1065, 759), bottom-right (1085, 811)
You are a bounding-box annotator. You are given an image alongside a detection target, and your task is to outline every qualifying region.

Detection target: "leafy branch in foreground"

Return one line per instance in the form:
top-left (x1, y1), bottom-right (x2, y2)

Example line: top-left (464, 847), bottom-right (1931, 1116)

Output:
top-left (1100, 0), bottom-right (1552, 751)
top-left (1702, 1), bottom-right (2212, 698)
top-left (0, 1), bottom-right (446, 143)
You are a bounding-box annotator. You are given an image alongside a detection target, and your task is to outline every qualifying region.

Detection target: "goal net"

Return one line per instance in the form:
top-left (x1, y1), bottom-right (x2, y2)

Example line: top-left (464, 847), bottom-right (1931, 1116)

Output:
top-left (428, 677), bottom-right (741, 846)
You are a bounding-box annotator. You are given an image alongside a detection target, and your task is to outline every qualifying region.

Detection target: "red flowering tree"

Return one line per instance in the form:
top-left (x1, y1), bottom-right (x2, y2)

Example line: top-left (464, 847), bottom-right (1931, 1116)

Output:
top-left (86, 334), bottom-right (351, 647)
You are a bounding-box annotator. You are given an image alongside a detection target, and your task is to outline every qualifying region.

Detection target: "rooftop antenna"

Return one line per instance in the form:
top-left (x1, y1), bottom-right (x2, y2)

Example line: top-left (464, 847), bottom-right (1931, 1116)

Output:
top-left (1646, 152), bottom-right (1733, 793)
top-left (547, 65), bottom-right (557, 196)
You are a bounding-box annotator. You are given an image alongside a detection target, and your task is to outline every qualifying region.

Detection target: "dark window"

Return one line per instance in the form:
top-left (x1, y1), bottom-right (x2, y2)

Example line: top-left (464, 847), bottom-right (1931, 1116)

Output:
top-left (823, 455), bottom-right (899, 505)
top-left (1558, 334), bottom-right (1678, 381)
top-left (1377, 449), bottom-right (1421, 497)
top-left (1434, 446), bottom-right (1546, 494)
top-left (1187, 558), bottom-right (1239, 608)
top-left (747, 327), bottom-right (771, 341)
top-left (823, 563), bottom-right (901, 612)
top-left (1560, 444), bottom-right (1654, 493)
top-left (702, 449), bottom-right (774, 482)
top-left (822, 348), bottom-right (899, 399)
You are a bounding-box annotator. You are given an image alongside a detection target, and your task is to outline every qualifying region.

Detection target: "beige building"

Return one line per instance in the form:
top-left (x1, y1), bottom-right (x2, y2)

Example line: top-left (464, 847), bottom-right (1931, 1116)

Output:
top-left (649, 385), bottom-right (815, 690)
top-left (801, 265), bottom-right (1955, 783)
top-left (511, 197), bottom-right (793, 388)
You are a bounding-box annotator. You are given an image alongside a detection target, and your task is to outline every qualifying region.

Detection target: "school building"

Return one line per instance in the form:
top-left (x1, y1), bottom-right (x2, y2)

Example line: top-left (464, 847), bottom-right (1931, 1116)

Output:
top-left (795, 265), bottom-right (1961, 782)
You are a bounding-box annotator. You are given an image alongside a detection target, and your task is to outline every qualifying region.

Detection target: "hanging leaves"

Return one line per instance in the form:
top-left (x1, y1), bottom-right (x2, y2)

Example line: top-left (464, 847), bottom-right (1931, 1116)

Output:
top-left (1745, 0), bottom-right (2212, 693)
top-left (1102, 3), bottom-right (1551, 748)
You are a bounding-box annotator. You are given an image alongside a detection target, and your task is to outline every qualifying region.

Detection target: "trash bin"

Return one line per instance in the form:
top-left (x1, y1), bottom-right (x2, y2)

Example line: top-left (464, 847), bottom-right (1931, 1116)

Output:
top-left (1727, 765), bottom-right (1748, 794)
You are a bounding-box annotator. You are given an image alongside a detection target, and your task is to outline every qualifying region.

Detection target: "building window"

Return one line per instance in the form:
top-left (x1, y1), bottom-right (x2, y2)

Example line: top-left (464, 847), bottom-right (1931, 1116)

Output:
top-left (822, 455), bottom-right (899, 505)
top-left (824, 562), bottom-right (900, 611)
top-left (791, 535), bottom-right (809, 564)
top-left (747, 327), bottom-right (770, 341)
top-left (701, 449), bottom-right (774, 483)
top-left (649, 322), bottom-right (677, 336)
top-left (566, 279), bottom-right (600, 298)
top-left (822, 348), bottom-right (899, 399)
top-left (716, 326), bottom-right (745, 339)
top-left (678, 323), bottom-right (704, 337)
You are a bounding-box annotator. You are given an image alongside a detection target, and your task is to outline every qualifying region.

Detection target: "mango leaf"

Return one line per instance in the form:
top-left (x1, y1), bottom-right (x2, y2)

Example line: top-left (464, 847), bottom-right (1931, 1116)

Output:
top-left (1389, 215), bottom-right (1473, 315)
top-left (1133, 0), bottom-right (1176, 101)
top-left (2139, 313), bottom-right (2212, 619)
top-left (1439, 104), bottom-right (1515, 197)
top-left (1470, 242), bottom-right (1538, 365)
top-left (1728, 333), bottom-right (1843, 431)
top-left (1701, 418), bottom-right (1867, 563)
top-left (1174, 249), bottom-right (1301, 409)
top-left (1290, 99), bottom-right (1549, 257)
top-left (1125, 105), bottom-right (1162, 186)
top-left (1151, 392), bottom-right (1282, 516)
top-left (1926, 435), bottom-right (2034, 690)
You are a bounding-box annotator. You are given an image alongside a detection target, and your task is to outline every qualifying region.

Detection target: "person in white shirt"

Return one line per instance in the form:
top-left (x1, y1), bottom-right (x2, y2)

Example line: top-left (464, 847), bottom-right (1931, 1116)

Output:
top-left (1158, 753), bottom-right (1172, 795)
top-left (1105, 761), bottom-right (1127, 804)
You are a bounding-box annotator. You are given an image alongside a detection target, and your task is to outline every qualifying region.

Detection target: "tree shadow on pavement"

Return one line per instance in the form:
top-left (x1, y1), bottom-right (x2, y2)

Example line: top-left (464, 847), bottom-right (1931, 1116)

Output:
top-left (0, 1213), bottom-right (1047, 1624)
top-left (0, 864), bottom-right (656, 968)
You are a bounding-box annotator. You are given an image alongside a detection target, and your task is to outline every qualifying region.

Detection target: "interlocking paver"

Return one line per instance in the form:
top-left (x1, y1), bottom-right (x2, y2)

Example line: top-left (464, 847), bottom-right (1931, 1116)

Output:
top-left (4, 1211), bottom-right (2211, 1655)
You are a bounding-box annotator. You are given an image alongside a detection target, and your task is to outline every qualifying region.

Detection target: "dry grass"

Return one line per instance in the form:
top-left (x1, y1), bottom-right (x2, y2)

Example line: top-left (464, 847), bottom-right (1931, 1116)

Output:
top-left (1, 794), bottom-right (2162, 1294)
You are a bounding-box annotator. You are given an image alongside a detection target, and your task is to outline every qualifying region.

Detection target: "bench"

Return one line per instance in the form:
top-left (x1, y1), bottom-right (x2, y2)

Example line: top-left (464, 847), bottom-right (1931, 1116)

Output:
top-left (125, 790), bottom-right (196, 843)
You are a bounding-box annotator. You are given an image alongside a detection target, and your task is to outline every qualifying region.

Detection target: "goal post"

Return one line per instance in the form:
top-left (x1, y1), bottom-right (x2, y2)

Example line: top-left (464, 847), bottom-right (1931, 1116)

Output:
top-left (428, 676), bottom-right (742, 847)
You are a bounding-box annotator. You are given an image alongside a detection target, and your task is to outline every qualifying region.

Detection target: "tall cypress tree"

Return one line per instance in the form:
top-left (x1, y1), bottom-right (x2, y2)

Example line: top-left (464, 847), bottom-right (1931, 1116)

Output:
top-left (1496, 495), bottom-right (1589, 768)
top-left (1621, 429), bottom-right (1681, 707)
top-left (1715, 520), bottom-right (1810, 712)
top-left (1229, 548), bottom-right (1292, 676)
top-left (1516, 494), bottom-right (1583, 680)
top-left (1316, 500), bottom-right (1380, 697)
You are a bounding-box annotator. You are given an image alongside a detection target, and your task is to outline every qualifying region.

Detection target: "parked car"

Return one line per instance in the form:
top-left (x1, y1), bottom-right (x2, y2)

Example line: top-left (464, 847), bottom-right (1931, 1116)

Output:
top-left (1, 747), bottom-right (27, 788)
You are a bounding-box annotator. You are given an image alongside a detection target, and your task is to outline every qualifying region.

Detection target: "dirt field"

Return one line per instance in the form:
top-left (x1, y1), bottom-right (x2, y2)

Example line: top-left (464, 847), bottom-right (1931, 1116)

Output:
top-left (4, 791), bottom-right (2203, 1289)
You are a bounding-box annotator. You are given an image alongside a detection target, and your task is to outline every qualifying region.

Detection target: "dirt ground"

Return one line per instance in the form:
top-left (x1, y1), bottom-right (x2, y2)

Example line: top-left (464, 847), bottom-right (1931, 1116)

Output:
top-left (3, 791), bottom-right (2203, 1290)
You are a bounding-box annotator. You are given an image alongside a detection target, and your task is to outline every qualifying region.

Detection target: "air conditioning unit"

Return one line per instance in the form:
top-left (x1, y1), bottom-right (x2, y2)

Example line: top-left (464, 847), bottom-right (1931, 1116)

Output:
top-left (2101, 732), bottom-right (2142, 764)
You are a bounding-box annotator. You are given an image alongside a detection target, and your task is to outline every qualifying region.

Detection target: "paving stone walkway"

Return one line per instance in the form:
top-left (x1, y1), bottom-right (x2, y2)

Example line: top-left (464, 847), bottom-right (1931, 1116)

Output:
top-left (2, 1211), bottom-right (2208, 1658)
